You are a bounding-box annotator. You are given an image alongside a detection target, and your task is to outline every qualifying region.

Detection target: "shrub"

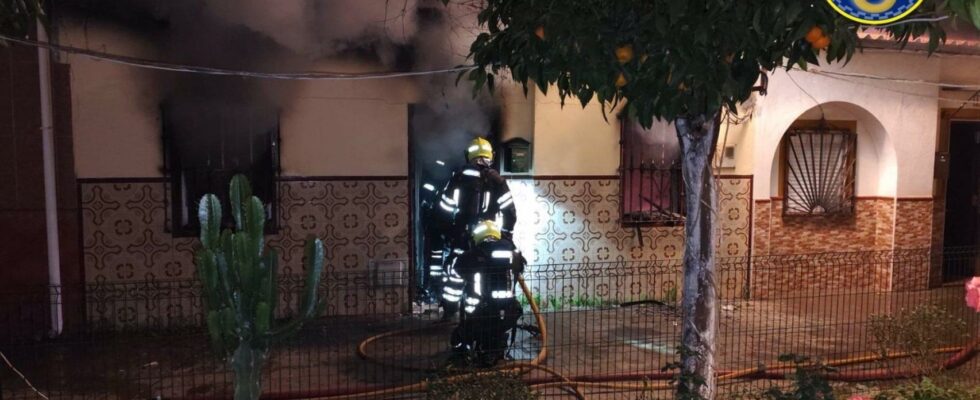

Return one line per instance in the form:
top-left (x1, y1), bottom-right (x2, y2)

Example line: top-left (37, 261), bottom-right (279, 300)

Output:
top-left (761, 354), bottom-right (837, 400)
top-left (873, 377), bottom-right (980, 400)
top-left (868, 304), bottom-right (969, 377)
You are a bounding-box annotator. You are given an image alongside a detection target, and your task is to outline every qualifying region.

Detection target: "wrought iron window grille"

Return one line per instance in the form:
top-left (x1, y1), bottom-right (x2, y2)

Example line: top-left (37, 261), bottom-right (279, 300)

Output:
top-left (781, 120), bottom-right (857, 217)
top-left (619, 117), bottom-right (685, 227)
top-left (161, 103), bottom-right (281, 236)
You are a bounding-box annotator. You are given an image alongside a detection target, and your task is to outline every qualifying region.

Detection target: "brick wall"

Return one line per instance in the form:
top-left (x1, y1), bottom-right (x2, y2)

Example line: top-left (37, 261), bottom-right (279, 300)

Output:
top-left (754, 198), bottom-right (893, 255)
top-left (892, 199), bottom-right (935, 290)
top-left (750, 197), bottom-right (938, 294)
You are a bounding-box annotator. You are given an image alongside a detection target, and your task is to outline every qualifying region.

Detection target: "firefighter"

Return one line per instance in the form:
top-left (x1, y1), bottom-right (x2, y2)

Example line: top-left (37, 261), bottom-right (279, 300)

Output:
top-left (434, 137), bottom-right (517, 318)
top-left (450, 220), bottom-right (525, 366)
top-left (418, 160), bottom-right (452, 304)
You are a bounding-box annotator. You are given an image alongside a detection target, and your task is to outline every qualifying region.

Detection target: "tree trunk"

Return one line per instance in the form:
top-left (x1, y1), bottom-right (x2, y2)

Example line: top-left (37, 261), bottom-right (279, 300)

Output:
top-left (231, 343), bottom-right (266, 400)
top-left (674, 113), bottom-right (720, 400)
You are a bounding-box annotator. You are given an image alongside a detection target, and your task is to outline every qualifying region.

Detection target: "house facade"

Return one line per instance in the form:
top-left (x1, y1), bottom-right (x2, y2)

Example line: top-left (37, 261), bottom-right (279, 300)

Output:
top-left (1, 14), bottom-right (978, 327)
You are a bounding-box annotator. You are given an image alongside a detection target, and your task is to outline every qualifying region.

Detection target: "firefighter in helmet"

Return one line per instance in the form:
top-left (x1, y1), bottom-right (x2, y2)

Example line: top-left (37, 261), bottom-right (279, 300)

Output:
top-left (451, 219), bottom-right (525, 366)
top-left (418, 160), bottom-right (452, 304)
top-left (432, 137), bottom-right (518, 318)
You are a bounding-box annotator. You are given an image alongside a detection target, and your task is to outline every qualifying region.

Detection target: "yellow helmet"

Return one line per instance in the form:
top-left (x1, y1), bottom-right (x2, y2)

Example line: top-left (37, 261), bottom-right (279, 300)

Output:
top-left (472, 220), bottom-right (502, 244)
top-left (466, 137), bottom-right (494, 162)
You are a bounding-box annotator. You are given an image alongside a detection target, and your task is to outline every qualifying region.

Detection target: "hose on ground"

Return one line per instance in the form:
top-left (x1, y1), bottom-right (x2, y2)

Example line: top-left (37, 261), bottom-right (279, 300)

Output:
top-left (320, 274), bottom-right (590, 400)
top-left (318, 276), bottom-right (980, 399)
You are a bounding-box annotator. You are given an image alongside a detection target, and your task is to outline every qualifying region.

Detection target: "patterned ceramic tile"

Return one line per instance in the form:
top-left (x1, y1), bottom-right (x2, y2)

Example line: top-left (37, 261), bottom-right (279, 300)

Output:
top-left (509, 177), bottom-right (752, 265)
top-left (81, 178), bottom-right (410, 322)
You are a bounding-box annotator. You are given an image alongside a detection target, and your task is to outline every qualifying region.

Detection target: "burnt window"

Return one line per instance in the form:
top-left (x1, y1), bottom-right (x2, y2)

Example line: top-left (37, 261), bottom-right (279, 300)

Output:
top-left (162, 103), bottom-right (280, 236)
top-left (619, 117), bottom-right (684, 226)
top-left (781, 122), bottom-right (856, 216)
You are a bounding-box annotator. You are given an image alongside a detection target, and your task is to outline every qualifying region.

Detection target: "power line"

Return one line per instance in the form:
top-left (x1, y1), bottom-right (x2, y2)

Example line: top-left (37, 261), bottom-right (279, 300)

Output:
top-left (806, 68), bottom-right (980, 90)
top-left (5, 32), bottom-right (979, 89)
top-left (0, 33), bottom-right (477, 80)
top-left (791, 68), bottom-right (980, 103)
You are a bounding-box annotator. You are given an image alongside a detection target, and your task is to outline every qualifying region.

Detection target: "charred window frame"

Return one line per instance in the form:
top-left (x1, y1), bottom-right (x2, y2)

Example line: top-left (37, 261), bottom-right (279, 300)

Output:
top-left (162, 103), bottom-right (281, 236)
top-left (619, 117), bottom-right (685, 226)
top-left (781, 121), bottom-right (856, 217)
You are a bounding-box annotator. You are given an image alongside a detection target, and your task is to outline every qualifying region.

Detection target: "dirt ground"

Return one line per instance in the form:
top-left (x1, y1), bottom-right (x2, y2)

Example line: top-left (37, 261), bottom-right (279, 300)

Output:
top-left (1, 286), bottom-right (978, 399)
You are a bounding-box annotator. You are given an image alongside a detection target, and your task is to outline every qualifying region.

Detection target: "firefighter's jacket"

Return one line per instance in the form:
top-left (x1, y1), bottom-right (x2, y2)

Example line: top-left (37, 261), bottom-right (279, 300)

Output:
top-left (435, 164), bottom-right (516, 250)
top-left (453, 238), bottom-right (525, 315)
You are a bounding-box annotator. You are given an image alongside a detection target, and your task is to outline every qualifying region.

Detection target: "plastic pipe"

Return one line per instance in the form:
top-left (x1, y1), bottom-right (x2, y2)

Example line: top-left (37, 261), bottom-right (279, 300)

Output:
top-left (37, 20), bottom-right (62, 337)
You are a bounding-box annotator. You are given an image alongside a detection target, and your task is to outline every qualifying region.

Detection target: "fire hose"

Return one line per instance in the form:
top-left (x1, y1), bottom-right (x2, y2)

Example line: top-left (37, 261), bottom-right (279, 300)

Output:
top-left (311, 275), bottom-right (980, 400)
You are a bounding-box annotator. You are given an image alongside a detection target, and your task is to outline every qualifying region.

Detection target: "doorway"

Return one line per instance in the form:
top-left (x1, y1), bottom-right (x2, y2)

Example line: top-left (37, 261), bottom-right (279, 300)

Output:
top-left (941, 119), bottom-right (980, 282)
top-left (407, 104), bottom-right (500, 302)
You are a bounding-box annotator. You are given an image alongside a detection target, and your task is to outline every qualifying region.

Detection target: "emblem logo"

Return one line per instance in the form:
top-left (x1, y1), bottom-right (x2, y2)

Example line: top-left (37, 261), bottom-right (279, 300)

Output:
top-left (827, 0), bottom-right (925, 25)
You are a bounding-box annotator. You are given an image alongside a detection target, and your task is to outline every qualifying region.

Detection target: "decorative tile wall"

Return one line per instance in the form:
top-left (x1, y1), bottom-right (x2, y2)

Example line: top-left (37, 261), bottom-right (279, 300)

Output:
top-left (80, 178), bottom-right (410, 322)
top-left (270, 179), bottom-right (410, 275)
top-left (81, 181), bottom-right (196, 284)
top-left (80, 176), bottom-right (754, 324)
top-left (509, 176), bottom-right (753, 301)
top-left (508, 177), bottom-right (753, 265)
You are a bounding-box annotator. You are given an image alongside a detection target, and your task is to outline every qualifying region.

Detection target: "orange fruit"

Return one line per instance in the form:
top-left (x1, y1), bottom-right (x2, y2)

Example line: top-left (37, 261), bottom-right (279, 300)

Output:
top-left (535, 26), bottom-right (545, 40)
top-left (615, 45), bottom-right (634, 64)
top-left (615, 73), bottom-right (627, 88)
top-left (805, 26), bottom-right (823, 44)
top-left (812, 36), bottom-right (830, 50)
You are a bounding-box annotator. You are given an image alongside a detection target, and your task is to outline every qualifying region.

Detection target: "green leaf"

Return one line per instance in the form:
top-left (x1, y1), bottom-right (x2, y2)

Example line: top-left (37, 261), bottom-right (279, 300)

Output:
top-left (578, 88), bottom-right (593, 108)
top-left (969, 1), bottom-right (980, 30)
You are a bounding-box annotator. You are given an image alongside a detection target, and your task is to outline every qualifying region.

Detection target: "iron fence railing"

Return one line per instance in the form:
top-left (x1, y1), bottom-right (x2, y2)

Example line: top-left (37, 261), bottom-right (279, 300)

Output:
top-left (0, 247), bottom-right (977, 399)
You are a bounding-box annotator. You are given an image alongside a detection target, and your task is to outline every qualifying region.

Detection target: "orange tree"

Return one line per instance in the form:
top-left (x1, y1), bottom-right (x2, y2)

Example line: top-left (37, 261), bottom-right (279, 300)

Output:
top-left (457, 0), bottom-right (979, 398)
top-left (0, 0), bottom-right (45, 39)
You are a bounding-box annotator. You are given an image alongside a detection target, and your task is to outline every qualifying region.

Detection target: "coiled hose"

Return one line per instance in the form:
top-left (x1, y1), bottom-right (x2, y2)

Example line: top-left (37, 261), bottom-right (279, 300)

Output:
top-left (318, 274), bottom-right (584, 399)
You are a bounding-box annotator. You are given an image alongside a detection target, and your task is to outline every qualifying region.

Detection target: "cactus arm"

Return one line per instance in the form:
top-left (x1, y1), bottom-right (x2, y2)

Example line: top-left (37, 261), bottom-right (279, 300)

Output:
top-left (194, 175), bottom-right (325, 399)
top-left (220, 229), bottom-right (242, 304)
top-left (230, 174), bottom-right (252, 231)
top-left (300, 237), bottom-right (325, 317)
top-left (264, 249), bottom-right (279, 319)
top-left (199, 194), bottom-right (222, 249)
top-left (196, 248), bottom-right (224, 309)
top-left (245, 196), bottom-right (266, 251)
top-left (262, 238), bottom-right (324, 344)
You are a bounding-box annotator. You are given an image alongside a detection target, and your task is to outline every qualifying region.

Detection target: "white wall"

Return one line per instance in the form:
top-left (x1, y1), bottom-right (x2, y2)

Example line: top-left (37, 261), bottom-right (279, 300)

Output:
top-left (279, 60), bottom-right (419, 177)
top-left (767, 104), bottom-right (896, 198)
top-left (532, 87), bottom-right (621, 176)
top-left (60, 20), bottom-right (165, 178)
top-left (60, 20), bottom-right (420, 178)
top-left (751, 51), bottom-right (941, 199)
top-left (59, 20), bottom-right (967, 191)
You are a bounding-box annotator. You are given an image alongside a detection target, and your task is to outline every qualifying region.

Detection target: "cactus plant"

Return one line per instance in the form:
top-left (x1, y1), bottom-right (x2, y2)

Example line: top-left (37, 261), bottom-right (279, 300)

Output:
top-left (194, 174), bottom-right (324, 400)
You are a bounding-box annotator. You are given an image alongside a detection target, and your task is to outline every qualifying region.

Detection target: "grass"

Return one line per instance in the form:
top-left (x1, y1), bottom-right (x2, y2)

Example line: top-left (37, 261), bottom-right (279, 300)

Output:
top-left (516, 290), bottom-right (679, 311)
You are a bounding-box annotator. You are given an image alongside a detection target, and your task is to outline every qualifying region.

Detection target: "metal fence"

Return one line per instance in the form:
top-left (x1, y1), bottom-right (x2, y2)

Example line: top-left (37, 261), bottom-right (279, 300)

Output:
top-left (1, 247), bottom-right (977, 399)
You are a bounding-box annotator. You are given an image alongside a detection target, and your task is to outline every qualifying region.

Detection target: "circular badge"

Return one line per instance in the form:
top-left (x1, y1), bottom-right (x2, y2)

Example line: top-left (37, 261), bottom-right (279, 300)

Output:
top-left (827, 0), bottom-right (925, 25)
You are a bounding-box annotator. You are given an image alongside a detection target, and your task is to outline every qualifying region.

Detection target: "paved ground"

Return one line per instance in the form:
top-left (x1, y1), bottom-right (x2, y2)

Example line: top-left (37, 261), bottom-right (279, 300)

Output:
top-left (1, 286), bottom-right (978, 399)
